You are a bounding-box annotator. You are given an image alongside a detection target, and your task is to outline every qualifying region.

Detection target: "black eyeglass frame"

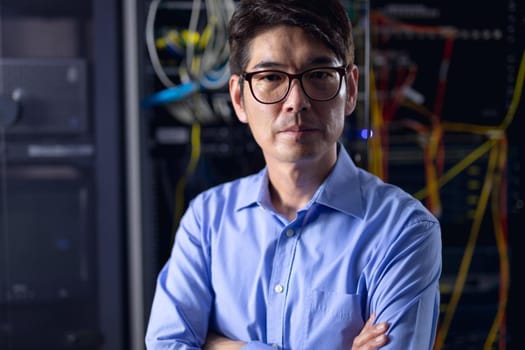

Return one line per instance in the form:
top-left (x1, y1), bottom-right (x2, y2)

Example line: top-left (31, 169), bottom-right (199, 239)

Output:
top-left (241, 66), bottom-right (348, 104)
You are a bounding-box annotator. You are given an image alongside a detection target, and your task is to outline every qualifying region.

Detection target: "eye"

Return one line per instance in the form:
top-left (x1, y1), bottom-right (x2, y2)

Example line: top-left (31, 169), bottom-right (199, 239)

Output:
top-left (307, 69), bottom-right (333, 80)
top-left (254, 71), bottom-right (286, 83)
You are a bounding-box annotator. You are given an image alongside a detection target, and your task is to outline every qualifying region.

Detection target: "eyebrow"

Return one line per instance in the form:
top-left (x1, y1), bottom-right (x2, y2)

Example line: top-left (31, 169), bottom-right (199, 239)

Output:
top-left (251, 56), bottom-right (339, 70)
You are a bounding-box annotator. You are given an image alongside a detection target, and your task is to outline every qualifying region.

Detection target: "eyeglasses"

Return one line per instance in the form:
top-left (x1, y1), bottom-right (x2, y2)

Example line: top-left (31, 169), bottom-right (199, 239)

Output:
top-left (241, 66), bottom-right (347, 104)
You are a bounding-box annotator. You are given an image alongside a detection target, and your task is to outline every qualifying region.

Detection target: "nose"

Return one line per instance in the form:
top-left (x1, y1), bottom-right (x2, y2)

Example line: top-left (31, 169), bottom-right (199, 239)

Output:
top-left (283, 78), bottom-right (311, 111)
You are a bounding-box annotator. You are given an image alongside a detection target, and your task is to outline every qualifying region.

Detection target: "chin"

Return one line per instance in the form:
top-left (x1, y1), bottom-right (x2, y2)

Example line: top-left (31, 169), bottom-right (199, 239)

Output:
top-left (276, 144), bottom-right (320, 163)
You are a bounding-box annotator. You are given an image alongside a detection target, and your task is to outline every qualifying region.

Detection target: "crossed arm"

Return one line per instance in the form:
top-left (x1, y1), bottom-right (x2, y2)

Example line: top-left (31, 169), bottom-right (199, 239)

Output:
top-left (204, 313), bottom-right (389, 350)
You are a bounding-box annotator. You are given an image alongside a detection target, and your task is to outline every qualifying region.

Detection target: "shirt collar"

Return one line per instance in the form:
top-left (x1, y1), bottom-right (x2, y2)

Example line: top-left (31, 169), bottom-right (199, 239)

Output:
top-left (235, 144), bottom-right (365, 219)
top-left (235, 167), bottom-right (268, 211)
top-left (315, 144), bottom-right (365, 219)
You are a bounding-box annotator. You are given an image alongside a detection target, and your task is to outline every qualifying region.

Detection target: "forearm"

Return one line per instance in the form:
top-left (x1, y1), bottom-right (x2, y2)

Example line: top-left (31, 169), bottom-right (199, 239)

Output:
top-left (204, 314), bottom-right (389, 350)
top-left (204, 332), bottom-right (246, 350)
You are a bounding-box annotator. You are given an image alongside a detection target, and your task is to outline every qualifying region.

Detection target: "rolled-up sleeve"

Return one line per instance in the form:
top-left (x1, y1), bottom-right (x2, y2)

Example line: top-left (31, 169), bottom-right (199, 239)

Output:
top-left (368, 217), bottom-right (442, 350)
top-left (145, 197), bottom-right (212, 350)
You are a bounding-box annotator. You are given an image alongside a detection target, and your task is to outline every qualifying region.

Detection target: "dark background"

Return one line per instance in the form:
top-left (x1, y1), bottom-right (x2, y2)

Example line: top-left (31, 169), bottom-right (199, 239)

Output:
top-left (0, 0), bottom-right (522, 349)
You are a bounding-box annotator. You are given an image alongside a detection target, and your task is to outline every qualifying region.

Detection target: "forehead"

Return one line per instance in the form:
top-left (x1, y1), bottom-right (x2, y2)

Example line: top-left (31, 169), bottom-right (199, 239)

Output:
top-left (246, 25), bottom-right (340, 70)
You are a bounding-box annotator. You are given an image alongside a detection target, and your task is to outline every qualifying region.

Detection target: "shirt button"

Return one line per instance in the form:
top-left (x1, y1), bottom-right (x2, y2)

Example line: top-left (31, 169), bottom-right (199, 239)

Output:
top-left (274, 284), bottom-right (284, 293)
top-left (285, 229), bottom-right (295, 237)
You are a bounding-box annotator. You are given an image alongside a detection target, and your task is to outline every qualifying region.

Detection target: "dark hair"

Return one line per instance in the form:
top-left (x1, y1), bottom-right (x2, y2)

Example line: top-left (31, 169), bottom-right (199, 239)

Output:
top-left (228, 0), bottom-right (354, 75)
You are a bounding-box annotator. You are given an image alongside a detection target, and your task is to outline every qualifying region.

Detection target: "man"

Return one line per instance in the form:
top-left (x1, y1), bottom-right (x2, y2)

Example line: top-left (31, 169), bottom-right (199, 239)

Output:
top-left (146, 0), bottom-right (442, 349)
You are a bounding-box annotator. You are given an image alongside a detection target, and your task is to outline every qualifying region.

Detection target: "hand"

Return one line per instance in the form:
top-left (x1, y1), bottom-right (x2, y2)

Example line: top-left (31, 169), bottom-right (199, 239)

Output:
top-left (203, 332), bottom-right (247, 350)
top-left (351, 313), bottom-right (389, 350)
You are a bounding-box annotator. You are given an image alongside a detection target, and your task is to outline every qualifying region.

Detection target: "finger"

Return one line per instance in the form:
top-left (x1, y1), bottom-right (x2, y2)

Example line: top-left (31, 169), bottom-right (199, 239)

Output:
top-left (364, 312), bottom-right (376, 329)
top-left (352, 314), bottom-right (389, 349)
top-left (353, 323), bottom-right (387, 347)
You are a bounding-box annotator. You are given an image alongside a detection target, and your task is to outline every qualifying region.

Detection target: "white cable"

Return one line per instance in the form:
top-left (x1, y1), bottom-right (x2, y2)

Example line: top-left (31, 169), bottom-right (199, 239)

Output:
top-left (146, 0), bottom-right (236, 124)
top-left (199, 64), bottom-right (230, 90)
top-left (146, 0), bottom-right (176, 87)
top-left (199, 0), bottom-right (216, 76)
top-left (214, 0), bottom-right (234, 64)
top-left (207, 0), bottom-right (233, 68)
top-left (186, 0), bottom-right (201, 78)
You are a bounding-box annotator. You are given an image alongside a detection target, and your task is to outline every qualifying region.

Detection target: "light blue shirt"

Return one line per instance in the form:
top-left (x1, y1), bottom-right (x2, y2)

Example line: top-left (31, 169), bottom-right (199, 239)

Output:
top-left (145, 144), bottom-right (442, 350)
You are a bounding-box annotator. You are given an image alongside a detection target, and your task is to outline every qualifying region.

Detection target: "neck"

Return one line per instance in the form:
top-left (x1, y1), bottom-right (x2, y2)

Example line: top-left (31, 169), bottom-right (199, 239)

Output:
top-left (266, 151), bottom-right (337, 220)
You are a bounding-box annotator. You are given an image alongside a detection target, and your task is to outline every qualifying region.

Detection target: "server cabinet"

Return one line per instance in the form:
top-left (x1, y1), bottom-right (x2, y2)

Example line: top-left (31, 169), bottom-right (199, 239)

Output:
top-left (0, 0), bottom-right (126, 349)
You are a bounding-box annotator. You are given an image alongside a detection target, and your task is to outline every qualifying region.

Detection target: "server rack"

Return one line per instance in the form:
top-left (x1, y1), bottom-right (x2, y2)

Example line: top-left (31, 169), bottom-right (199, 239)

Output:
top-left (126, 0), bottom-right (523, 349)
top-left (0, 0), bottom-right (126, 349)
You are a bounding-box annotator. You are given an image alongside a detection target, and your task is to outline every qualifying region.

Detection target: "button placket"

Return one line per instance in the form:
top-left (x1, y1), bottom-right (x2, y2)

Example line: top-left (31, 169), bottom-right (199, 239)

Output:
top-left (266, 224), bottom-right (299, 349)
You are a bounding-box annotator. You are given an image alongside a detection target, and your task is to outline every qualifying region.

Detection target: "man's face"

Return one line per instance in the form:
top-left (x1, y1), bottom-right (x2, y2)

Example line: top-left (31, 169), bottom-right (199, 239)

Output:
top-left (229, 25), bottom-right (359, 166)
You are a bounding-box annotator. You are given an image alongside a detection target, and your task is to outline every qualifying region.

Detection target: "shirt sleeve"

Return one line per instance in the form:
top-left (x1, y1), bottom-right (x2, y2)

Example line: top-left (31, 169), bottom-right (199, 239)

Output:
top-left (368, 216), bottom-right (442, 350)
top-left (145, 196), bottom-right (213, 350)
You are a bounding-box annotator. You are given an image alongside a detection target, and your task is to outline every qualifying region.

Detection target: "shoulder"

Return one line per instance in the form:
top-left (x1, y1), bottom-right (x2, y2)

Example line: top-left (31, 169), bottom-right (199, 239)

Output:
top-left (190, 170), bottom-right (263, 212)
top-left (356, 167), bottom-right (439, 227)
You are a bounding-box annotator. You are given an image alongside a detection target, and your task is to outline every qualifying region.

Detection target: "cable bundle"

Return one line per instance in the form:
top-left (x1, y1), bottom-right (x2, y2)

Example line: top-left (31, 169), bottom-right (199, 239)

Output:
top-left (143, 0), bottom-right (236, 124)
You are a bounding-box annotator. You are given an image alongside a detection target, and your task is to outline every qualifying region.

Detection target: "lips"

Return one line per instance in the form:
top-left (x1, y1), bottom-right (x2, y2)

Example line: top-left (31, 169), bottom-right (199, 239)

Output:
top-left (281, 125), bottom-right (318, 133)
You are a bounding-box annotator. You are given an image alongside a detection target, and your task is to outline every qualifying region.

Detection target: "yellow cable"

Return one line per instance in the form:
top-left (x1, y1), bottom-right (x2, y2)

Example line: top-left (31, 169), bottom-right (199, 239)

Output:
top-left (172, 123), bottom-right (201, 238)
top-left (191, 56), bottom-right (202, 78)
top-left (402, 99), bottom-right (432, 118)
top-left (434, 141), bottom-right (499, 349)
top-left (441, 49), bottom-right (525, 135)
top-left (414, 49), bottom-right (524, 200)
top-left (432, 49), bottom-right (524, 349)
top-left (413, 137), bottom-right (498, 200)
top-left (368, 67), bottom-right (385, 178)
top-left (500, 49), bottom-right (525, 130)
top-left (425, 124), bottom-right (443, 216)
top-left (199, 17), bottom-right (217, 50)
top-left (484, 139), bottom-right (510, 350)
top-left (441, 121), bottom-right (499, 135)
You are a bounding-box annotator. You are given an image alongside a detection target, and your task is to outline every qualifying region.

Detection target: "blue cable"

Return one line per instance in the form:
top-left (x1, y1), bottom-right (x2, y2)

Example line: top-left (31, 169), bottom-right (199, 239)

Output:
top-left (142, 81), bottom-right (198, 107)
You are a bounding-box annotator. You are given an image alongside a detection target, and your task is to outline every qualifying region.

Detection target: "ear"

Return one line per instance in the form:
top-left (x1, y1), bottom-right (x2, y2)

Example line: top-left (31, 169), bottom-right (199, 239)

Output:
top-left (229, 75), bottom-right (248, 124)
top-left (344, 64), bottom-right (359, 116)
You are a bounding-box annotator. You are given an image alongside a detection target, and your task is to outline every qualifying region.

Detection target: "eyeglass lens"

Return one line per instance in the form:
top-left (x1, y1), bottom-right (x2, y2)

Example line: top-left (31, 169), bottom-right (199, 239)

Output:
top-left (248, 67), bottom-right (343, 103)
